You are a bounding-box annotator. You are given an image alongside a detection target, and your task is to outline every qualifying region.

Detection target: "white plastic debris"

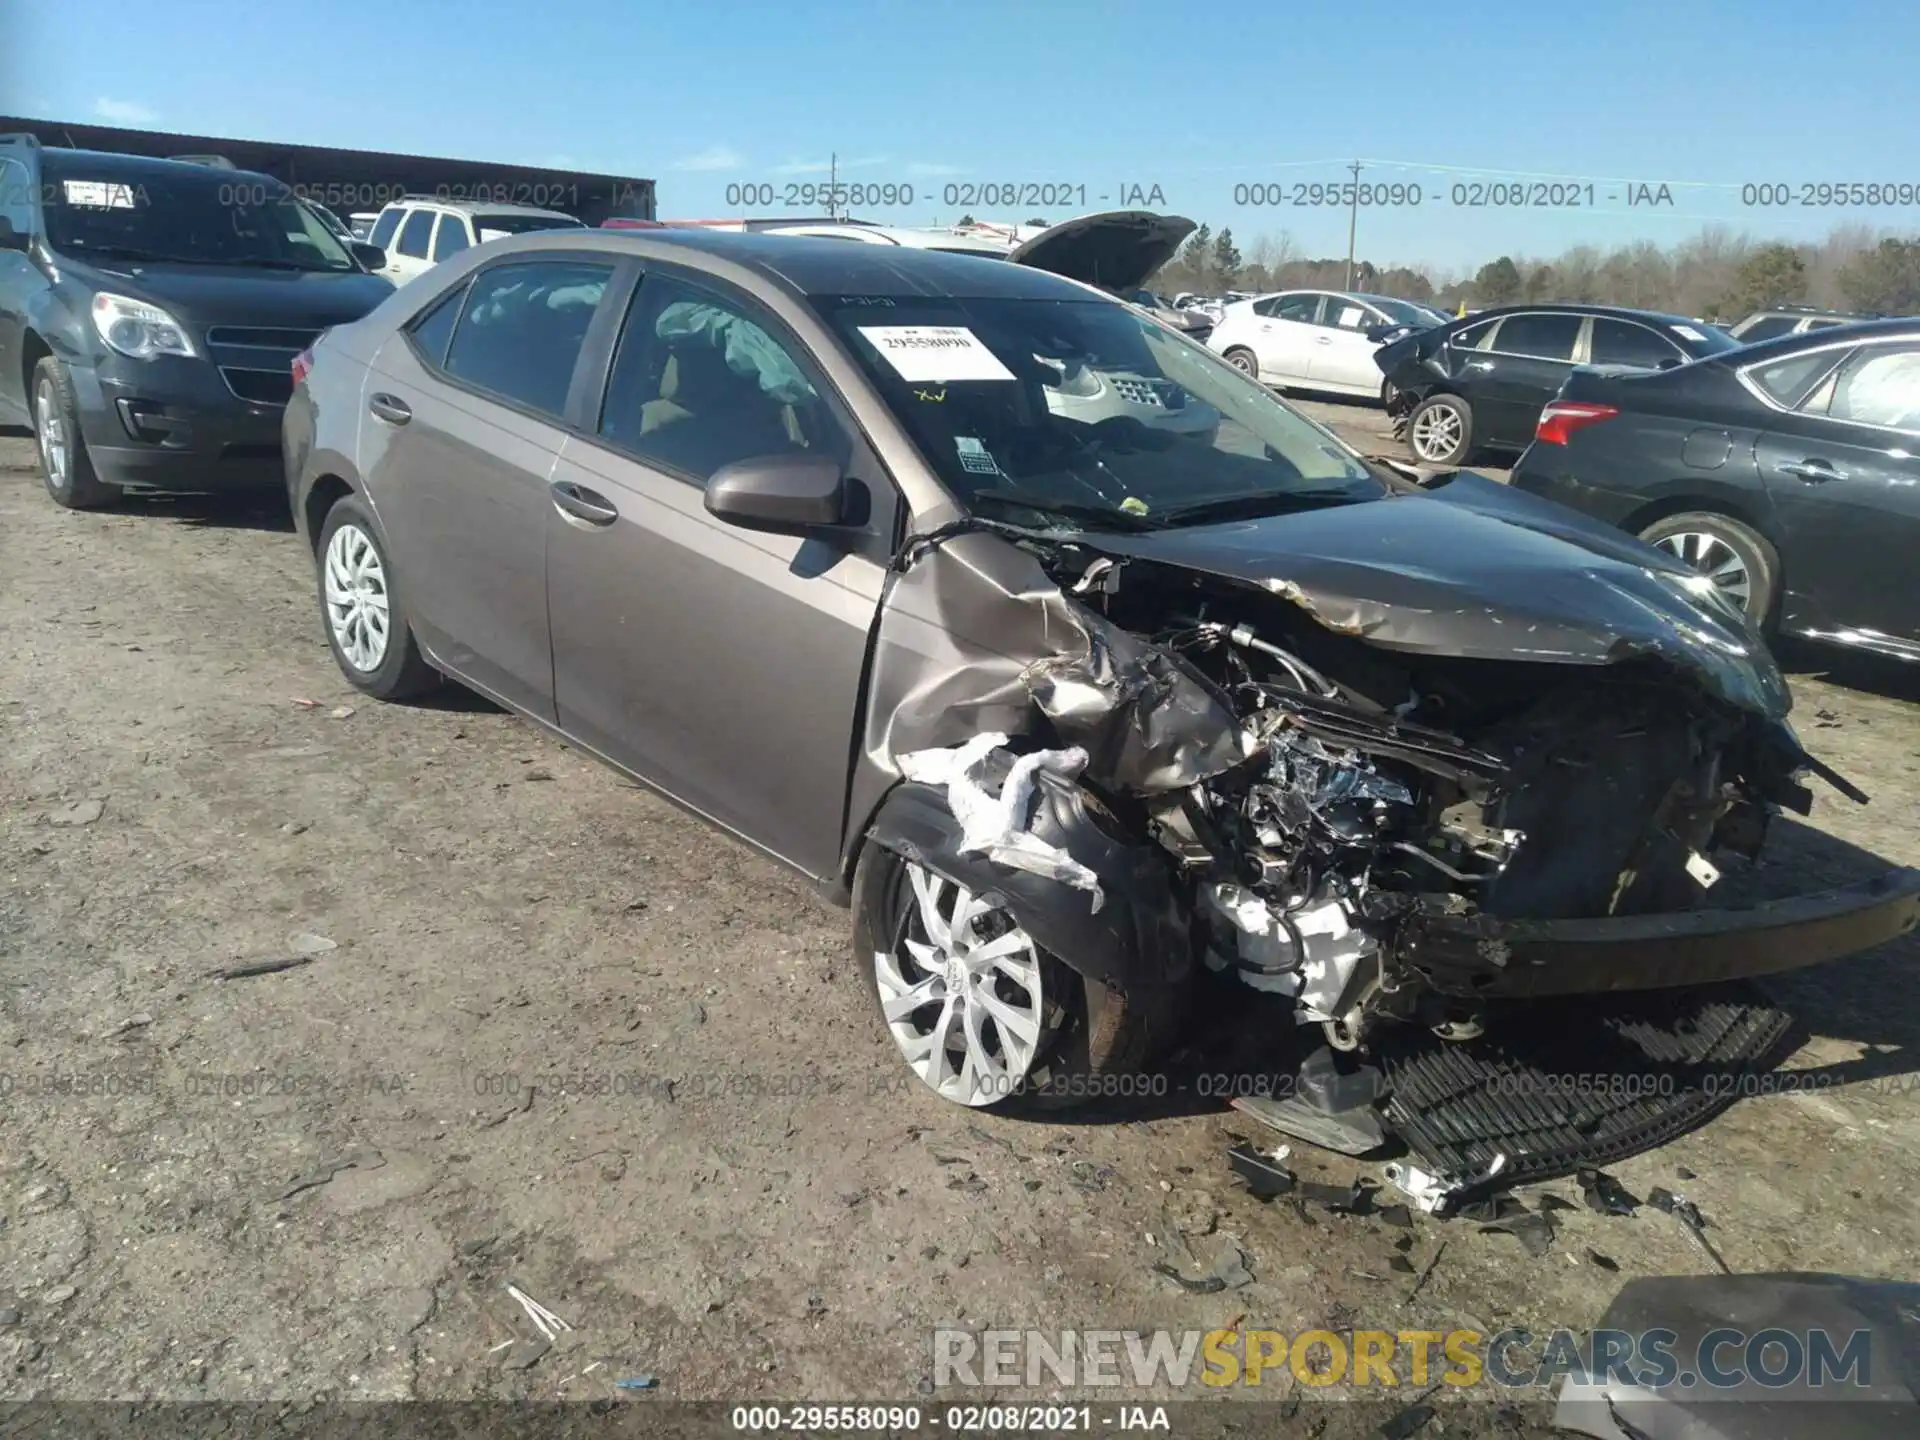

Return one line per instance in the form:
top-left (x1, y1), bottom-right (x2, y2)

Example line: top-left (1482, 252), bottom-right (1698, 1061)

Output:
top-left (505, 1284), bottom-right (574, 1342)
top-left (897, 734), bottom-right (1105, 911)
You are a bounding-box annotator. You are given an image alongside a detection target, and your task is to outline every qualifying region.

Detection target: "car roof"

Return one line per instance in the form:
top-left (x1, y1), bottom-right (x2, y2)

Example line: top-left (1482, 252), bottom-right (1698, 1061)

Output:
top-left (754, 222), bottom-right (1010, 253)
top-left (1718, 316), bottom-right (1920, 359)
top-left (34, 146), bottom-right (280, 188)
top-left (1451, 303), bottom-right (1714, 327)
top-left (383, 196), bottom-right (579, 219)
top-left (459, 226), bottom-right (1113, 302)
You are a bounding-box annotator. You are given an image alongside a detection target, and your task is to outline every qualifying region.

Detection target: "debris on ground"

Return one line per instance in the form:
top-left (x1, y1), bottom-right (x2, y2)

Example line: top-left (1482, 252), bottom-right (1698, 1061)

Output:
top-left (1403, 1241), bottom-right (1446, 1305)
top-left (107, 1013), bottom-right (154, 1038)
top-left (505, 1283), bottom-right (575, 1342)
top-left (212, 954), bottom-right (314, 981)
top-left (287, 932), bottom-right (337, 956)
top-left (1152, 1213), bottom-right (1253, 1294)
top-left (1577, 1167), bottom-right (1641, 1216)
top-left (1376, 1394), bottom-right (1439, 1439)
top-left (1473, 1196), bottom-right (1556, 1257)
top-left (1066, 1160), bottom-right (1116, 1194)
top-left (613, 1376), bottom-right (657, 1391)
top-left (278, 1149), bottom-right (385, 1201)
top-left (1648, 1187), bottom-right (1731, 1273)
top-left (46, 799), bottom-right (105, 827)
top-left (328, 705), bottom-right (356, 720)
top-left (1227, 1143), bottom-right (1295, 1199)
top-left (1585, 1248), bottom-right (1620, 1272)
top-left (290, 697), bottom-right (320, 708)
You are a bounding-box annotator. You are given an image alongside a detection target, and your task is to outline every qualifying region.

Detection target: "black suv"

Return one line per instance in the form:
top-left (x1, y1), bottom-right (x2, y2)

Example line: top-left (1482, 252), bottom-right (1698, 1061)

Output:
top-left (0, 137), bottom-right (396, 508)
top-left (1373, 304), bottom-right (1742, 465)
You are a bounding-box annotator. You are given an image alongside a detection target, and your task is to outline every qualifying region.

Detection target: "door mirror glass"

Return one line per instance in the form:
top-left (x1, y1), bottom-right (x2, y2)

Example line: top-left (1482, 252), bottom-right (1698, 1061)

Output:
top-left (704, 453), bottom-right (847, 533)
top-left (350, 241), bottom-right (387, 271)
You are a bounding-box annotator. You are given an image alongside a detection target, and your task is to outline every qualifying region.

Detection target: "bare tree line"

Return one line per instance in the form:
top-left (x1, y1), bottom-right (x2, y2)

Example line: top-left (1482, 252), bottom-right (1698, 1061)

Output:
top-left (1153, 222), bottom-right (1920, 320)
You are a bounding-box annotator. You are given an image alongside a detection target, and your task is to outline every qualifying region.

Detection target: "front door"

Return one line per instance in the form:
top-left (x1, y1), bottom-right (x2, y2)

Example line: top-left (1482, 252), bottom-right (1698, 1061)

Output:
top-left (1306, 297), bottom-right (1387, 394)
top-left (362, 255), bottom-right (618, 719)
top-left (544, 265), bottom-right (895, 880)
top-left (1471, 311), bottom-right (1585, 447)
top-left (1756, 339), bottom-right (1920, 649)
top-left (1252, 292), bottom-right (1323, 385)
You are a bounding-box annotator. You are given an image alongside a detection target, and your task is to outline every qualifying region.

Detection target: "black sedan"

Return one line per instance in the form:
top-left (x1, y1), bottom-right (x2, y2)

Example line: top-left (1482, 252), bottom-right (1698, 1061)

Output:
top-left (1374, 304), bottom-right (1740, 466)
top-left (1510, 319), bottom-right (1920, 662)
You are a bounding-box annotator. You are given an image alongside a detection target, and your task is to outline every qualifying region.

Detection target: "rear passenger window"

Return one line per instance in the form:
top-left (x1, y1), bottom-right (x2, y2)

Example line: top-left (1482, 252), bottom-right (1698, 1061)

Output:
top-left (1490, 312), bottom-right (1581, 361)
top-left (1825, 345), bottom-right (1920, 431)
top-left (597, 273), bottom-right (848, 483)
top-left (431, 214), bottom-right (471, 261)
top-left (406, 282), bottom-right (468, 367)
top-left (369, 207), bottom-right (403, 249)
top-left (1747, 350), bottom-right (1838, 407)
top-left (1589, 318), bottom-right (1683, 369)
top-left (395, 208), bottom-right (435, 258)
top-left (442, 260), bottom-right (613, 420)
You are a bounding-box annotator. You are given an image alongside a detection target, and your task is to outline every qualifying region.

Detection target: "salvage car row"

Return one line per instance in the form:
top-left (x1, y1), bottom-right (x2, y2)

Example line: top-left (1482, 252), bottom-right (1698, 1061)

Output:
top-left (5, 139), bottom-right (1920, 1203)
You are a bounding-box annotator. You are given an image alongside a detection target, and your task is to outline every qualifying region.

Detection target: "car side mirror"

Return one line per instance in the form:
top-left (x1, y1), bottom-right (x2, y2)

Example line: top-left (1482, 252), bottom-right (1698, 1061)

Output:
top-left (0, 222), bottom-right (29, 253)
top-left (704, 453), bottom-right (848, 533)
top-left (350, 241), bottom-right (387, 270)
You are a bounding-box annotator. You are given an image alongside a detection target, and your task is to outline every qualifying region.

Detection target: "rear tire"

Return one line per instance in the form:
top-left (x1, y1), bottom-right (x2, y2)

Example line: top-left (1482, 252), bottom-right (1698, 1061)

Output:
top-left (1638, 511), bottom-right (1779, 632)
top-left (315, 494), bottom-right (440, 701)
top-left (1222, 347), bottom-right (1261, 381)
top-left (31, 358), bottom-right (121, 511)
top-left (1406, 393), bottom-right (1473, 465)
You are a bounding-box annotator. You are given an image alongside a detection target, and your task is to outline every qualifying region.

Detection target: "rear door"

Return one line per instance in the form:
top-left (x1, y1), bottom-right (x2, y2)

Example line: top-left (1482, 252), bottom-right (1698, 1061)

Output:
top-left (1471, 311), bottom-right (1586, 446)
top-left (1251, 292), bottom-right (1322, 384)
top-left (1754, 338), bottom-right (1920, 647)
top-left (361, 254), bottom-right (621, 719)
top-left (544, 264), bottom-right (897, 880)
top-left (385, 207), bottom-right (437, 282)
top-left (1588, 316), bottom-right (1687, 371)
top-left (1306, 296), bottom-right (1388, 394)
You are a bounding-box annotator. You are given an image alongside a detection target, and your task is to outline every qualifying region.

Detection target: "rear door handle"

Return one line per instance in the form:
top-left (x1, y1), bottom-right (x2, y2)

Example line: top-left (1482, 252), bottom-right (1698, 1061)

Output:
top-left (1315, 335), bottom-right (1333, 345)
top-left (1777, 458), bottom-right (1846, 484)
top-left (550, 480), bottom-right (619, 526)
top-left (368, 393), bottom-right (411, 425)
top-left (1465, 360), bottom-right (1494, 372)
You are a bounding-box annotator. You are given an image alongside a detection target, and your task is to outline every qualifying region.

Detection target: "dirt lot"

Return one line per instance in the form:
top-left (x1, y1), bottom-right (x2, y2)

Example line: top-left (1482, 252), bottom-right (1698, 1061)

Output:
top-left (2, 410), bottom-right (1917, 1427)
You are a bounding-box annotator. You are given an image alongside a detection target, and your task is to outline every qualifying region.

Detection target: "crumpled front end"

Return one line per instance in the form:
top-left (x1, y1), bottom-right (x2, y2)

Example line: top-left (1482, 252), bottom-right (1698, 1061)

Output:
top-left (854, 521), bottom-right (1920, 1060)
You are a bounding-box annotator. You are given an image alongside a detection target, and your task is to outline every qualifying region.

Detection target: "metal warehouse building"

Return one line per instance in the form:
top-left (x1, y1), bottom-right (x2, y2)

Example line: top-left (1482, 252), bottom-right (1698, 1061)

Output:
top-left (0, 116), bottom-right (655, 226)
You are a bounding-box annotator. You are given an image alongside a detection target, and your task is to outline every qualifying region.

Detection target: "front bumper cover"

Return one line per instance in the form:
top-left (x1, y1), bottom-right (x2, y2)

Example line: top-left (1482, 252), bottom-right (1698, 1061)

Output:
top-left (1397, 867), bottom-right (1920, 999)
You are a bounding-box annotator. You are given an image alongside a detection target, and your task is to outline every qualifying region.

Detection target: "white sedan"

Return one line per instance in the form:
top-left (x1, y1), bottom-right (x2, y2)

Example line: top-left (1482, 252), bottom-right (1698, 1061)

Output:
top-left (1207, 290), bottom-right (1443, 402)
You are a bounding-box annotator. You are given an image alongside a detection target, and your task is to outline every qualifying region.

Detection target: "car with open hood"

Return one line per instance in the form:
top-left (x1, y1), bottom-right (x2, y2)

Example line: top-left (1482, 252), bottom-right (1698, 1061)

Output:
top-left (0, 137), bottom-right (395, 509)
top-left (282, 228), bottom-right (1920, 1197)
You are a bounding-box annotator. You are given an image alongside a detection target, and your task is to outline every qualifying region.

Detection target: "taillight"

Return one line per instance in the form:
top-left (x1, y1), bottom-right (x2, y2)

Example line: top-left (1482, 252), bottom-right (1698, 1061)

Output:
top-left (1534, 400), bottom-right (1619, 445)
top-left (290, 347), bottom-right (314, 387)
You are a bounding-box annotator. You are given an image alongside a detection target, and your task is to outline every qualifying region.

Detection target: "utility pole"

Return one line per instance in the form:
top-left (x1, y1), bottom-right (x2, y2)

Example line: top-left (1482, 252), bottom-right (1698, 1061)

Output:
top-left (827, 152), bottom-right (838, 220)
top-left (1344, 160), bottom-right (1363, 291)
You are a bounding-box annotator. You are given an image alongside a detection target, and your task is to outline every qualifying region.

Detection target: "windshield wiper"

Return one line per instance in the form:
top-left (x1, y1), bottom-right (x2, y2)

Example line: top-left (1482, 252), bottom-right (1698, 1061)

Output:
top-left (68, 244), bottom-right (200, 264)
top-left (969, 492), bottom-right (1161, 533)
top-left (1150, 489), bottom-right (1369, 528)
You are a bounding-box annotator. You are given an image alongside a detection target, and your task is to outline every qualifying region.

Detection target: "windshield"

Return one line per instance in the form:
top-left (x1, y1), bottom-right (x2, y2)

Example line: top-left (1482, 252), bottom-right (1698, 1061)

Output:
top-left (472, 213), bottom-right (586, 237)
top-left (813, 292), bottom-right (1387, 531)
top-left (40, 155), bottom-right (357, 271)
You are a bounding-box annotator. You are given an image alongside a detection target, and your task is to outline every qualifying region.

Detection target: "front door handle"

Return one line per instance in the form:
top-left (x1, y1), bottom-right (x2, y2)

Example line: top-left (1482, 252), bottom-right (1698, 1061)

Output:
top-left (1315, 335), bottom-right (1333, 345)
top-left (550, 480), bottom-right (619, 526)
top-left (1465, 360), bottom-right (1494, 372)
top-left (1777, 458), bottom-right (1846, 484)
top-left (368, 392), bottom-right (411, 425)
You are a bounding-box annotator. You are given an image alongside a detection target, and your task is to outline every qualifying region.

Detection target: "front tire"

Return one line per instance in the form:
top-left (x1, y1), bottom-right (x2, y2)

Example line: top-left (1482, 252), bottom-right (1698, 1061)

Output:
top-left (315, 494), bottom-right (440, 700)
top-left (1638, 511), bottom-right (1779, 632)
top-left (852, 845), bottom-right (1158, 1113)
top-left (32, 358), bottom-right (121, 510)
top-left (1406, 393), bottom-right (1473, 465)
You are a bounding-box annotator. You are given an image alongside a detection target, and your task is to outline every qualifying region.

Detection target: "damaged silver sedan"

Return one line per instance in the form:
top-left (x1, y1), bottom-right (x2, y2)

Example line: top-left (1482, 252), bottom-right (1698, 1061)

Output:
top-left (285, 225), bottom-right (1920, 1179)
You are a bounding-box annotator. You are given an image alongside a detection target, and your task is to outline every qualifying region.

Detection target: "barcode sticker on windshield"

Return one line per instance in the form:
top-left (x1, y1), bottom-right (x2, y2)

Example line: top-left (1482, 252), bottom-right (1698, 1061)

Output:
top-left (1671, 324), bottom-right (1707, 343)
top-left (858, 326), bottom-right (1015, 382)
top-left (954, 437), bottom-right (1003, 476)
top-left (63, 180), bottom-right (138, 209)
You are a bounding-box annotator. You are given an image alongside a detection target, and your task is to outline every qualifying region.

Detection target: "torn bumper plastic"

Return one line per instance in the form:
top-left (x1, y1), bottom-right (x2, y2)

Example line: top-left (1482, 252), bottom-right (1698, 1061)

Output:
top-left (1396, 867), bottom-right (1920, 999)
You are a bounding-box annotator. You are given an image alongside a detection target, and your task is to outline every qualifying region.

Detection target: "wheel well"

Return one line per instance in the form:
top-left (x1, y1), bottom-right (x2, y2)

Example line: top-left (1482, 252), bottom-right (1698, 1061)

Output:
top-left (21, 331), bottom-right (50, 407)
top-left (1617, 493), bottom-right (1775, 550)
top-left (303, 475), bottom-right (355, 553)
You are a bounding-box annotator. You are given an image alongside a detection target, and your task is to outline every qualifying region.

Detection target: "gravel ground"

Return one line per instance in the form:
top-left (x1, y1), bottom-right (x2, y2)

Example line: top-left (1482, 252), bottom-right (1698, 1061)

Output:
top-left (2, 413), bottom-right (1917, 1427)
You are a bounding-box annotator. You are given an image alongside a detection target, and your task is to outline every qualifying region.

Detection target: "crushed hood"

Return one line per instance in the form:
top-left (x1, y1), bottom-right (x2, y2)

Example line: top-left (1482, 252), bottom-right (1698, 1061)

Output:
top-left (1008, 211), bottom-right (1196, 294)
top-left (1083, 471), bottom-right (1790, 718)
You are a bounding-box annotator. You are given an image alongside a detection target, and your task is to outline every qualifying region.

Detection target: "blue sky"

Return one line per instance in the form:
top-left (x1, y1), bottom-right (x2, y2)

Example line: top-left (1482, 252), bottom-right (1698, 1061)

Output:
top-left (10, 0), bottom-right (1919, 272)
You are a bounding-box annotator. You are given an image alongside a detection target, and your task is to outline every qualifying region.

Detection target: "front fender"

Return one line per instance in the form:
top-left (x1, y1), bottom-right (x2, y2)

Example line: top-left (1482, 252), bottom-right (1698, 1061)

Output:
top-left (862, 772), bottom-right (1194, 997)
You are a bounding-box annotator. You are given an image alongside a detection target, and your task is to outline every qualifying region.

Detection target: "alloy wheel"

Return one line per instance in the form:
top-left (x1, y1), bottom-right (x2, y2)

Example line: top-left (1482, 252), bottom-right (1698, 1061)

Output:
top-left (1411, 402), bottom-right (1464, 461)
top-left (1652, 530), bottom-right (1753, 610)
top-left (873, 863), bottom-right (1047, 1108)
top-left (323, 522), bottom-right (392, 673)
top-left (34, 378), bottom-right (69, 491)
top-left (1226, 350), bottom-right (1258, 377)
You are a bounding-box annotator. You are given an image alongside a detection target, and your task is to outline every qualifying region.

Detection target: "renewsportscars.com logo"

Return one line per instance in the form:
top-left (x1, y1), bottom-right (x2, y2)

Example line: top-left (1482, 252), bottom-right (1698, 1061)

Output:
top-left (934, 1326), bottom-right (1873, 1392)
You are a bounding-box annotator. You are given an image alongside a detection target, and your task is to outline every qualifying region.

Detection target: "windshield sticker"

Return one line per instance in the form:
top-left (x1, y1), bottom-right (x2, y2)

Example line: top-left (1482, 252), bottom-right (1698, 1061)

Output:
top-left (1119, 496), bottom-right (1150, 516)
top-left (63, 180), bottom-right (139, 209)
top-left (858, 326), bottom-right (1016, 382)
top-left (954, 436), bottom-right (1004, 476)
top-left (1671, 324), bottom-right (1707, 342)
